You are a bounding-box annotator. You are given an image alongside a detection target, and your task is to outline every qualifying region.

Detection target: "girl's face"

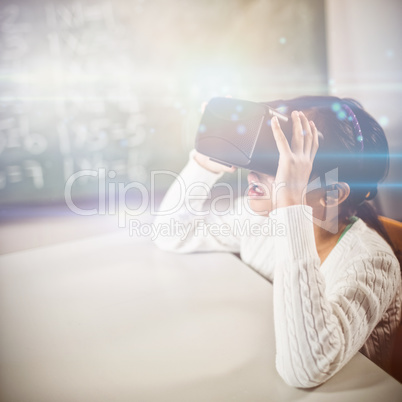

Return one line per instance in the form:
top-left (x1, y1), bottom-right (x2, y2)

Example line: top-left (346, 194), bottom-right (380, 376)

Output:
top-left (247, 170), bottom-right (326, 217)
top-left (247, 171), bottom-right (276, 216)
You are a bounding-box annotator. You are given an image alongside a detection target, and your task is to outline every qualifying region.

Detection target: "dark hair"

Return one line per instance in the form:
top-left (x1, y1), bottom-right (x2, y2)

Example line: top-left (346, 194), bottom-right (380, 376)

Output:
top-left (266, 96), bottom-right (400, 264)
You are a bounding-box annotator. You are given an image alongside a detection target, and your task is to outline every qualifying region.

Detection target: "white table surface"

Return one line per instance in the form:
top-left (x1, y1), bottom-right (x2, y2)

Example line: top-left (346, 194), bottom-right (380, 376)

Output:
top-left (0, 231), bottom-right (401, 402)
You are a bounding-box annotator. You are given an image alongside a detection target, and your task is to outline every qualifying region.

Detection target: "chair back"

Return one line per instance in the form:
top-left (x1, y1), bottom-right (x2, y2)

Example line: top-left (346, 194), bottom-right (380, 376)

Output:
top-left (379, 216), bottom-right (402, 382)
top-left (379, 216), bottom-right (402, 267)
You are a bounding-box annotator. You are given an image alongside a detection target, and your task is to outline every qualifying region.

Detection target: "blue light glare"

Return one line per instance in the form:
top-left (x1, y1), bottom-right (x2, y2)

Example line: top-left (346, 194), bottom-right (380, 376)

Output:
top-left (379, 116), bottom-right (389, 127)
top-left (331, 102), bottom-right (341, 112)
top-left (277, 105), bottom-right (288, 114)
top-left (352, 183), bottom-right (402, 188)
top-left (386, 49), bottom-right (394, 58)
top-left (337, 110), bottom-right (347, 120)
top-left (231, 113), bottom-right (239, 121)
top-left (314, 153), bottom-right (402, 158)
top-left (237, 124), bottom-right (246, 135)
top-left (198, 124), bottom-right (206, 133)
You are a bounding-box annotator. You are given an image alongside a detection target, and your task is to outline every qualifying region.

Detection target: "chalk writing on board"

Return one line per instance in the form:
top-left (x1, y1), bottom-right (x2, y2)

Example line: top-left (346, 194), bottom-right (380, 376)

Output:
top-left (0, 0), bottom-right (328, 205)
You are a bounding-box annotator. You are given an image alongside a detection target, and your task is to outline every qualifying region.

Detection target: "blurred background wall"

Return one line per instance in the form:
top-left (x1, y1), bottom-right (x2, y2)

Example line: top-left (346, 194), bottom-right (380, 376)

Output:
top-left (325, 0), bottom-right (402, 220)
top-left (0, 0), bottom-right (400, 219)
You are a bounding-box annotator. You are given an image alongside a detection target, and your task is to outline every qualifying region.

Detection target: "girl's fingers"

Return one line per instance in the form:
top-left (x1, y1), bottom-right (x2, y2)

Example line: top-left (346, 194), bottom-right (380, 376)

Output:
top-left (272, 111), bottom-right (319, 161)
top-left (271, 116), bottom-right (291, 156)
top-left (290, 111), bottom-right (304, 155)
top-left (310, 120), bottom-right (319, 160)
top-left (299, 112), bottom-right (313, 155)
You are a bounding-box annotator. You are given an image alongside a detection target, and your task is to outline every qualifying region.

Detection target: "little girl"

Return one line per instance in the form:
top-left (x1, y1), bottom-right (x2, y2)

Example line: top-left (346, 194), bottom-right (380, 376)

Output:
top-left (154, 96), bottom-right (401, 388)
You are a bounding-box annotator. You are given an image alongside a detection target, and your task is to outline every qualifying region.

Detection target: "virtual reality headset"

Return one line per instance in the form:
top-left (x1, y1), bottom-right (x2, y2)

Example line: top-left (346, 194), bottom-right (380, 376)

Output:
top-left (195, 97), bottom-right (295, 175)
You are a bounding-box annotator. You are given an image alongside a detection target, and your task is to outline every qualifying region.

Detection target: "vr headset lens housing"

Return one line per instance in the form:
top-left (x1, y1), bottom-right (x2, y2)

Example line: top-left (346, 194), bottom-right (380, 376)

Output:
top-left (195, 97), bottom-right (293, 175)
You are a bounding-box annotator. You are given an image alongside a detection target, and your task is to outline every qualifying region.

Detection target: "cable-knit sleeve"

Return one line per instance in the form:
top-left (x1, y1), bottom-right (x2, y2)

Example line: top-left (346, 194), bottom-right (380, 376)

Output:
top-left (271, 205), bottom-right (400, 388)
top-left (153, 151), bottom-right (241, 254)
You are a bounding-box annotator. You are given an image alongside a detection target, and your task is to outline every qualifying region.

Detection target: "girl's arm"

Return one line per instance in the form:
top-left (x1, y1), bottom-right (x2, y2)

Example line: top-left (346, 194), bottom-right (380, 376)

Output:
top-left (269, 111), bottom-right (400, 387)
top-left (271, 204), bottom-right (400, 387)
top-left (153, 150), bottom-right (241, 254)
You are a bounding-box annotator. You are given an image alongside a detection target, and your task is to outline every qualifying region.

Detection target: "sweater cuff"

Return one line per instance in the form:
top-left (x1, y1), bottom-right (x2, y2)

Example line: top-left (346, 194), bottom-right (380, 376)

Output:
top-left (184, 149), bottom-right (224, 187)
top-left (269, 205), bottom-right (319, 261)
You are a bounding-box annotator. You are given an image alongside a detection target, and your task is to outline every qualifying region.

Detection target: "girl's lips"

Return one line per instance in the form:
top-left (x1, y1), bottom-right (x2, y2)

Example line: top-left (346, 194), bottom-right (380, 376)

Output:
top-left (248, 186), bottom-right (265, 197)
top-left (247, 172), bottom-right (266, 197)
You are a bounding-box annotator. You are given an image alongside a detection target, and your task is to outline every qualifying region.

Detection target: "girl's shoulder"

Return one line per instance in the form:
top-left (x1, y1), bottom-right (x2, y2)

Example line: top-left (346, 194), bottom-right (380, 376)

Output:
top-left (347, 218), bottom-right (397, 260)
top-left (323, 219), bottom-right (401, 302)
top-left (330, 218), bottom-right (400, 281)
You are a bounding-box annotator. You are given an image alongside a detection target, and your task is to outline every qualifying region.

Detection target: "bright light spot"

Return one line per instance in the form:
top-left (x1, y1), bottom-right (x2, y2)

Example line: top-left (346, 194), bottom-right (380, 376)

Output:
top-left (337, 110), bottom-right (347, 120)
top-left (190, 84), bottom-right (200, 97)
top-left (379, 116), bottom-right (389, 127)
top-left (199, 124), bottom-right (206, 133)
top-left (386, 49), bottom-right (394, 59)
top-left (279, 37), bottom-right (287, 45)
top-left (237, 124), bottom-right (246, 135)
top-left (331, 102), bottom-right (341, 112)
top-left (357, 135), bottom-right (363, 142)
top-left (221, 85), bottom-right (231, 94)
top-left (231, 113), bottom-right (239, 121)
top-left (277, 104), bottom-right (288, 114)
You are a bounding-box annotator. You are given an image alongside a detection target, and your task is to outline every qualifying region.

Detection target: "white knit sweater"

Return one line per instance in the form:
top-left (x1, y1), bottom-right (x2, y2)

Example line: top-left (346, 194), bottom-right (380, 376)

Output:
top-left (153, 154), bottom-right (402, 388)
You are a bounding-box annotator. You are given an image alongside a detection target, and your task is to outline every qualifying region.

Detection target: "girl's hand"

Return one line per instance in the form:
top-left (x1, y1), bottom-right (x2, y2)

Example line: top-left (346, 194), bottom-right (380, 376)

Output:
top-left (193, 151), bottom-right (237, 174)
top-left (271, 111), bottom-right (319, 210)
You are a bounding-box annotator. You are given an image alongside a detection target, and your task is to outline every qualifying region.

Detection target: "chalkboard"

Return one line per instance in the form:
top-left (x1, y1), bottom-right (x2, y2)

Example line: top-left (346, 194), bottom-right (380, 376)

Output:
top-left (0, 0), bottom-right (327, 206)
